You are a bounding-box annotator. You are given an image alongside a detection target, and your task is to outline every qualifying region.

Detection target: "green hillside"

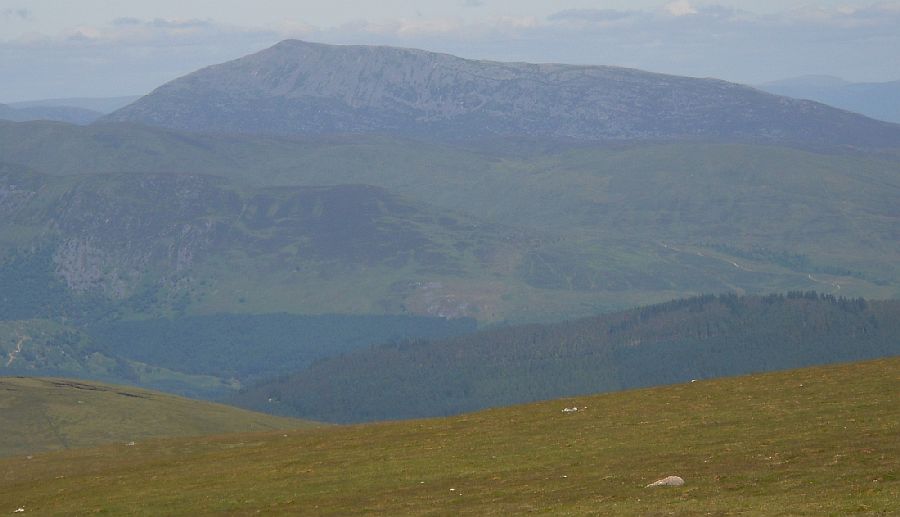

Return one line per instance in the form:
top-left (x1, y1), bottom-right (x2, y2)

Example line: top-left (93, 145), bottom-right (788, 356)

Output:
top-left (232, 293), bottom-right (900, 423)
top-left (0, 319), bottom-right (233, 398)
top-left (0, 315), bottom-right (475, 399)
top-left (1, 358), bottom-right (897, 514)
top-left (0, 165), bottom-right (540, 322)
top-left (3, 124), bottom-right (900, 323)
top-left (0, 377), bottom-right (315, 457)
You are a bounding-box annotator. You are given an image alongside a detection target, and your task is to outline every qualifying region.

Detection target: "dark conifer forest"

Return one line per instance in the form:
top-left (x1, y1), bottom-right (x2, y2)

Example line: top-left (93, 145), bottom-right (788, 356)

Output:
top-left (231, 293), bottom-right (900, 422)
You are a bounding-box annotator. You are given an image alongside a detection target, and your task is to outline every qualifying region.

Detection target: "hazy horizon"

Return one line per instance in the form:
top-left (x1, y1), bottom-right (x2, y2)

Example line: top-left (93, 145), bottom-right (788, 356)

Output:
top-left (2, 1), bottom-right (900, 102)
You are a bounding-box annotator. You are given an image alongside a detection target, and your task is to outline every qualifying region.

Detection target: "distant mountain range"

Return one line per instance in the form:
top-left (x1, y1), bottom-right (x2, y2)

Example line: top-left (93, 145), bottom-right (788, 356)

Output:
top-left (9, 95), bottom-right (142, 114)
top-left (0, 103), bottom-right (102, 125)
top-left (759, 76), bottom-right (900, 124)
top-left (104, 40), bottom-right (900, 148)
top-left (0, 95), bottom-right (142, 125)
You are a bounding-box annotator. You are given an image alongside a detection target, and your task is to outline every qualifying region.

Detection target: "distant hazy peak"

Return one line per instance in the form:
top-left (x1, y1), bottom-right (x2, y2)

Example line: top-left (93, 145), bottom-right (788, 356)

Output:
top-left (758, 75), bottom-right (900, 124)
top-left (8, 95), bottom-right (143, 114)
top-left (104, 39), bottom-right (900, 147)
top-left (760, 75), bottom-right (852, 88)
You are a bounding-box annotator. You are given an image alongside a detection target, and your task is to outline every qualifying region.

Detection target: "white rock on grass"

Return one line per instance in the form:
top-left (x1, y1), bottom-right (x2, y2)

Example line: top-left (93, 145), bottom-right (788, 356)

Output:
top-left (645, 475), bottom-right (685, 487)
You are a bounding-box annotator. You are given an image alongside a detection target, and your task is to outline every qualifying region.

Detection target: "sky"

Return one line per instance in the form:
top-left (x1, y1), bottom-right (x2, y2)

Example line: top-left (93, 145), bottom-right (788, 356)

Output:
top-left (1, 0), bottom-right (899, 102)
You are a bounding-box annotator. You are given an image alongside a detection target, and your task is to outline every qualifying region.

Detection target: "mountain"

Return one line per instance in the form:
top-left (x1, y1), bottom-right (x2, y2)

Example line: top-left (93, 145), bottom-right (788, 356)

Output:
top-left (0, 376), bottom-right (314, 457)
top-left (759, 75), bottom-right (900, 124)
top-left (0, 103), bottom-right (102, 125)
top-left (231, 293), bottom-right (900, 423)
top-left (0, 164), bottom-right (542, 321)
top-left (2, 123), bottom-right (900, 324)
top-left (104, 40), bottom-right (900, 148)
top-left (2, 357), bottom-right (897, 514)
top-left (9, 95), bottom-right (142, 114)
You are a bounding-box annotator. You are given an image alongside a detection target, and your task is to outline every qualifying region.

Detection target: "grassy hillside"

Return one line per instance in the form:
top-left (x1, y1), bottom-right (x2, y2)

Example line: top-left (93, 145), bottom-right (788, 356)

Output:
top-left (231, 293), bottom-right (900, 423)
top-left (0, 166), bottom-right (540, 321)
top-left (0, 377), bottom-right (315, 457)
top-left (1, 358), bottom-right (897, 514)
top-left (0, 319), bottom-right (233, 398)
top-left (3, 126), bottom-right (899, 322)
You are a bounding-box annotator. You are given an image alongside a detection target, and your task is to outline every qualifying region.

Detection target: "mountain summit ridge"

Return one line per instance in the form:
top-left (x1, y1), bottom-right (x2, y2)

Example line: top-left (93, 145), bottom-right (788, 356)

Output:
top-left (105, 40), bottom-right (900, 147)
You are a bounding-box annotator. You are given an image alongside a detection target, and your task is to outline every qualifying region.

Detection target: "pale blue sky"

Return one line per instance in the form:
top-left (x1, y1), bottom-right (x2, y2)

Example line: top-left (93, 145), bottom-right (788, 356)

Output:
top-left (0, 1), bottom-right (872, 30)
top-left (2, 1), bottom-right (899, 101)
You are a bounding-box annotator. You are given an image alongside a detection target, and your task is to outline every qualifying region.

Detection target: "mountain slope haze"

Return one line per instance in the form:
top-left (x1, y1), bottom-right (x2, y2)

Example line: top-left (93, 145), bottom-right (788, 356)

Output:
top-left (105, 40), bottom-right (900, 147)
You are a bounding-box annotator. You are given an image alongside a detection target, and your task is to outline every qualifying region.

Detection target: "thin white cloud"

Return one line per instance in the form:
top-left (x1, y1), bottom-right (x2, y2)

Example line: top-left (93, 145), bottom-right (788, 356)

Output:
top-left (547, 8), bottom-right (645, 28)
top-left (778, 1), bottom-right (900, 26)
top-left (6, 17), bottom-right (273, 49)
top-left (665, 1), bottom-right (698, 17)
top-left (112, 17), bottom-right (142, 27)
top-left (5, 4), bottom-right (898, 49)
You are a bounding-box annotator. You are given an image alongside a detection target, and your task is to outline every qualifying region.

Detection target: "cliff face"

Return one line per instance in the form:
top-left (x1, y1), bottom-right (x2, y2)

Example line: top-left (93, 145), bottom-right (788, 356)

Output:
top-left (105, 40), bottom-right (900, 147)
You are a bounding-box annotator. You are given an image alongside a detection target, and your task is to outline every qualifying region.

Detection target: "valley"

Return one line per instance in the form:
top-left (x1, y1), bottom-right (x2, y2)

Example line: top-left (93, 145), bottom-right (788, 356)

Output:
top-left (2, 42), bottom-right (899, 413)
top-left (231, 293), bottom-right (900, 422)
top-left (1, 34), bottom-right (899, 515)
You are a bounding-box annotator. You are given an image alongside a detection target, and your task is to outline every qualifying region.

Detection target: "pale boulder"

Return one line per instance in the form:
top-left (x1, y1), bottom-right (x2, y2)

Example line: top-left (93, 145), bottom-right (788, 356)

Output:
top-left (645, 475), bottom-right (685, 487)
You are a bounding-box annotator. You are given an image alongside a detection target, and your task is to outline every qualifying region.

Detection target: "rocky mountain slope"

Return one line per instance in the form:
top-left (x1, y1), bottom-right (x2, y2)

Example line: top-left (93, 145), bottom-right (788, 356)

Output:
top-left (104, 40), bottom-right (900, 147)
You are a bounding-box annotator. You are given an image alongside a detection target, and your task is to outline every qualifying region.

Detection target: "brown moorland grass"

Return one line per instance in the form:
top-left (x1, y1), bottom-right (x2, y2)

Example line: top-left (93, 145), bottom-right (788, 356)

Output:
top-left (1, 357), bottom-right (898, 515)
top-left (0, 377), bottom-right (318, 457)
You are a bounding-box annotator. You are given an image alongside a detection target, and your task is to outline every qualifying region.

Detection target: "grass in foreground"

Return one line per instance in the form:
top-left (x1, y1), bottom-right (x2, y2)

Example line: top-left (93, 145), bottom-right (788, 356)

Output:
top-left (1, 358), bottom-right (898, 515)
top-left (0, 377), bottom-right (317, 457)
